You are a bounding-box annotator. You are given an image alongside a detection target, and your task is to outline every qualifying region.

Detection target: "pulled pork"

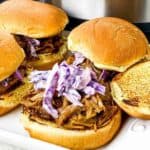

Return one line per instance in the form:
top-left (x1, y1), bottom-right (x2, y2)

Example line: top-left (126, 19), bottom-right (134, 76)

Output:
top-left (14, 34), bottom-right (65, 60)
top-left (0, 64), bottom-right (26, 95)
top-left (22, 57), bottom-right (118, 130)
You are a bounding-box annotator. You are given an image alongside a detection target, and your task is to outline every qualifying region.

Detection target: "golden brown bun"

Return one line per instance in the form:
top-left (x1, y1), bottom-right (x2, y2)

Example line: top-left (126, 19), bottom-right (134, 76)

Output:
top-left (111, 61), bottom-right (150, 119)
top-left (0, 79), bottom-right (32, 116)
top-left (68, 17), bottom-right (148, 72)
top-left (0, 31), bottom-right (25, 81)
top-left (146, 45), bottom-right (150, 60)
top-left (0, 0), bottom-right (68, 38)
top-left (27, 42), bottom-right (67, 70)
top-left (21, 110), bottom-right (121, 149)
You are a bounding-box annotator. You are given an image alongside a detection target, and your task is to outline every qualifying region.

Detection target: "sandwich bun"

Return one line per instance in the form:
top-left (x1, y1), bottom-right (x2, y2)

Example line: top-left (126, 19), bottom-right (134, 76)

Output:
top-left (27, 42), bottom-right (67, 70)
top-left (0, 31), bottom-right (25, 81)
top-left (111, 61), bottom-right (150, 119)
top-left (0, 79), bottom-right (32, 116)
top-left (21, 110), bottom-right (121, 149)
top-left (68, 17), bottom-right (148, 72)
top-left (0, 0), bottom-right (68, 38)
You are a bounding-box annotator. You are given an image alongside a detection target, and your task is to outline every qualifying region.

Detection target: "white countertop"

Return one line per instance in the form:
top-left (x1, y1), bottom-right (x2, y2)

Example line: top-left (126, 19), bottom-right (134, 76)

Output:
top-left (0, 142), bottom-right (23, 150)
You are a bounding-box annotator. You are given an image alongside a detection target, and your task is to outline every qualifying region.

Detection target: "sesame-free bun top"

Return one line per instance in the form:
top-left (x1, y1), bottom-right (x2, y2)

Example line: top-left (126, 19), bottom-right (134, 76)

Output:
top-left (111, 61), bottom-right (150, 119)
top-left (0, 0), bottom-right (68, 38)
top-left (68, 17), bottom-right (148, 72)
top-left (0, 31), bottom-right (25, 81)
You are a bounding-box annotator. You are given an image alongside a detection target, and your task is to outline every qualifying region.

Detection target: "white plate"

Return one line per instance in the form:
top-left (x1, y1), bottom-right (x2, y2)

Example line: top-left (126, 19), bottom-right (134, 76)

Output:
top-left (0, 107), bottom-right (150, 150)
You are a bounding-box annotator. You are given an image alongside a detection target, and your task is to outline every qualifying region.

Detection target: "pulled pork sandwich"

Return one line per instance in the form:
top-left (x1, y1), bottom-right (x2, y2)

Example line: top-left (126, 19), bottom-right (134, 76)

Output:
top-left (0, 0), bottom-right (68, 70)
top-left (21, 17), bottom-right (148, 149)
top-left (0, 31), bottom-right (31, 115)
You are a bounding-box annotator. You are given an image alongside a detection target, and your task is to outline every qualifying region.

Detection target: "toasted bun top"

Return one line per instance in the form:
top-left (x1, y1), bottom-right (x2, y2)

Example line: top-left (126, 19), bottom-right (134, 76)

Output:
top-left (0, 31), bottom-right (25, 81)
top-left (111, 61), bottom-right (150, 119)
top-left (68, 17), bottom-right (148, 72)
top-left (0, 0), bottom-right (68, 38)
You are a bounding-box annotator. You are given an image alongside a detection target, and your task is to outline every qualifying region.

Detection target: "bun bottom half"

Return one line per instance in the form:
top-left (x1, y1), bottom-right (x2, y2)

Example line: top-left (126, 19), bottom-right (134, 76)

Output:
top-left (0, 104), bottom-right (18, 116)
top-left (21, 110), bottom-right (121, 149)
top-left (0, 79), bottom-right (32, 116)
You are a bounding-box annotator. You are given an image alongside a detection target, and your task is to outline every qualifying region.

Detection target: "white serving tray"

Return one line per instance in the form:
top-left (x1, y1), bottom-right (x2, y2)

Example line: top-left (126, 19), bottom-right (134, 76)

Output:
top-left (0, 107), bottom-right (150, 150)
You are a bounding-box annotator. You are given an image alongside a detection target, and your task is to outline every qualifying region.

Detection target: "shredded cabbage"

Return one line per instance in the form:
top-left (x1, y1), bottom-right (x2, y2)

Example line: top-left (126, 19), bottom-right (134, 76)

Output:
top-left (29, 70), bottom-right (49, 90)
top-left (29, 53), bottom-right (106, 118)
top-left (24, 37), bottom-right (40, 57)
top-left (43, 64), bottom-right (59, 118)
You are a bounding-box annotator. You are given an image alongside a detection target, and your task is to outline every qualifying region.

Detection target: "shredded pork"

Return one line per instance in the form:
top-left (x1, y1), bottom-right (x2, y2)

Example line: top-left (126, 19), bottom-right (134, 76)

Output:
top-left (15, 34), bottom-right (65, 60)
top-left (0, 64), bottom-right (26, 94)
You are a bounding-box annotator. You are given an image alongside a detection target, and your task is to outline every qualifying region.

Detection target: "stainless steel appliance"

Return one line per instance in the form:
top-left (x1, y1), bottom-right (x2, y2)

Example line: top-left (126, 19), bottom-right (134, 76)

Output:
top-left (48, 0), bottom-right (150, 23)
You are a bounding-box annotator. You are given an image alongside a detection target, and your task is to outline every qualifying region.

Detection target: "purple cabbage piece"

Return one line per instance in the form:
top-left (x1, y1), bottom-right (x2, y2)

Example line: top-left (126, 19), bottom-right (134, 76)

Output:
top-left (14, 70), bottom-right (23, 81)
top-left (29, 70), bottom-right (50, 90)
top-left (29, 38), bottom-right (40, 46)
top-left (72, 68), bottom-right (91, 90)
top-left (99, 70), bottom-right (117, 81)
top-left (73, 52), bottom-right (85, 65)
top-left (63, 89), bottom-right (83, 106)
top-left (24, 37), bottom-right (40, 57)
top-left (1, 70), bottom-right (23, 87)
top-left (29, 70), bottom-right (49, 82)
top-left (29, 45), bottom-right (38, 57)
top-left (43, 64), bottom-right (59, 119)
top-left (99, 70), bottom-right (107, 80)
top-left (1, 79), bottom-right (8, 87)
top-left (57, 61), bottom-right (71, 96)
top-left (88, 81), bottom-right (105, 95)
top-left (29, 71), bottom-right (51, 90)
top-left (83, 86), bottom-right (96, 95)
